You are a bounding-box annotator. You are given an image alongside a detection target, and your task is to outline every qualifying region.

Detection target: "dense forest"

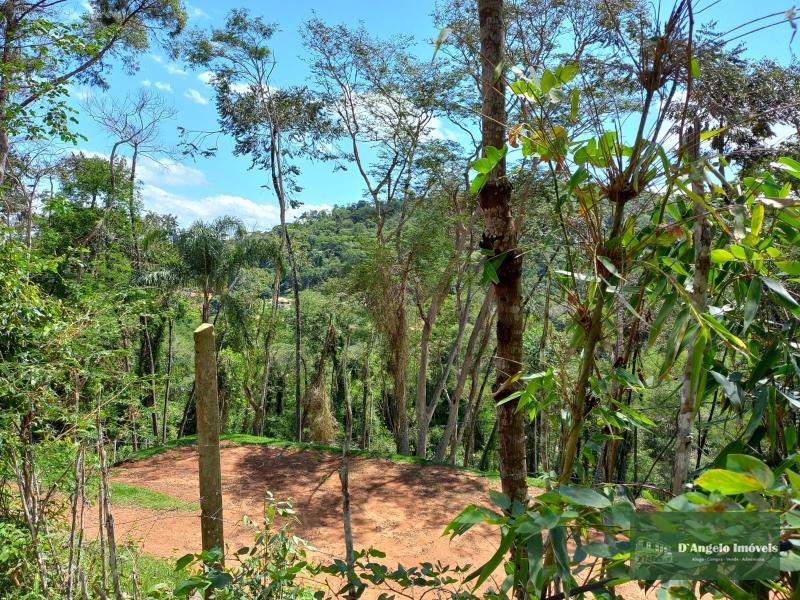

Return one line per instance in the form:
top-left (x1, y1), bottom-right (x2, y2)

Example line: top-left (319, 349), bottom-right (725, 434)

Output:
top-left (2, 0), bottom-right (800, 598)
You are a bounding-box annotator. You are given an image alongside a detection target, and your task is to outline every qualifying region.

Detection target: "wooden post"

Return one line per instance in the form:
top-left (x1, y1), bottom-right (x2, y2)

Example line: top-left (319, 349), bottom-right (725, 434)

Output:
top-left (194, 323), bottom-right (225, 564)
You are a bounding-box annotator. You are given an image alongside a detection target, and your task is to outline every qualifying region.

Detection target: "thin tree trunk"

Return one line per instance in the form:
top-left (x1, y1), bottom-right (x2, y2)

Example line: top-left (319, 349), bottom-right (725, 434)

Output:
top-left (97, 410), bottom-right (122, 600)
top-left (257, 268), bottom-right (281, 436)
top-left (672, 120), bottom-right (708, 496)
top-left (338, 328), bottom-right (356, 598)
top-left (161, 316), bottom-right (174, 443)
top-left (478, 0), bottom-right (527, 505)
top-left (360, 333), bottom-right (374, 450)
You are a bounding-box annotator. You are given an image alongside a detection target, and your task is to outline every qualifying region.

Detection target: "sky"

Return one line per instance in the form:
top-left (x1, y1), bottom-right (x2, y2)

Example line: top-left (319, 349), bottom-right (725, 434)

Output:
top-left (65, 0), bottom-right (798, 231)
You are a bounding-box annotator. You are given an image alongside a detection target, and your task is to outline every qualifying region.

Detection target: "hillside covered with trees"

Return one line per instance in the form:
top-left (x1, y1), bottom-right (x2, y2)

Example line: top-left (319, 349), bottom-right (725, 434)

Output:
top-left (2, 0), bottom-right (800, 598)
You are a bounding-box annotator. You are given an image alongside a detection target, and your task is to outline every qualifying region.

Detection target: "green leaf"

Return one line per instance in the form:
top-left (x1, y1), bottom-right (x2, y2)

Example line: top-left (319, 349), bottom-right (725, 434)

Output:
top-left (540, 69), bottom-right (556, 93)
top-left (710, 371), bottom-right (742, 410)
top-left (702, 313), bottom-right (746, 350)
top-left (554, 485), bottom-right (611, 508)
top-left (431, 26), bottom-right (452, 61)
top-left (470, 172), bottom-right (488, 194)
top-left (774, 156), bottom-right (800, 179)
top-left (471, 157), bottom-right (495, 174)
top-left (761, 276), bottom-right (799, 308)
top-left (555, 62), bottom-right (580, 84)
top-left (710, 248), bottom-right (735, 263)
top-left (724, 454), bottom-right (774, 488)
top-left (570, 88), bottom-right (579, 122)
top-left (695, 468), bottom-right (766, 494)
top-left (648, 291), bottom-right (677, 347)
top-left (750, 204), bottom-right (764, 238)
top-left (175, 553), bottom-right (195, 571)
top-left (597, 255), bottom-right (622, 279)
top-left (443, 504), bottom-right (503, 538)
top-left (700, 127), bottom-right (727, 142)
top-left (743, 277), bottom-right (761, 333)
top-left (690, 56), bottom-right (701, 79)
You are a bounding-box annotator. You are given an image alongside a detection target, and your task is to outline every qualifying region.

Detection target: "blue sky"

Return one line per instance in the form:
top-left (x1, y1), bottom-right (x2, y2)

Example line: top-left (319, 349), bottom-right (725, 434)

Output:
top-left (67, 0), bottom-right (798, 231)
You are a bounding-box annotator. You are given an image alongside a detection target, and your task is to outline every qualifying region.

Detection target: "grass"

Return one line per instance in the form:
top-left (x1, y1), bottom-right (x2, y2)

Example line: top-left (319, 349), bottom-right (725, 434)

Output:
top-left (118, 433), bottom-right (546, 487)
top-left (109, 481), bottom-right (199, 512)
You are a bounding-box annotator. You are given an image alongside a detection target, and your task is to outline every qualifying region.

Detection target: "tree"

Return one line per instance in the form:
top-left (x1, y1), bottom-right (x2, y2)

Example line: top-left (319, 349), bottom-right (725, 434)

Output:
top-left (172, 216), bottom-right (248, 324)
top-left (0, 0), bottom-right (185, 187)
top-left (304, 19), bottom-right (452, 455)
top-left (86, 89), bottom-right (177, 271)
top-left (184, 8), bottom-right (337, 442)
top-left (476, 0), bottom-right (528, 505)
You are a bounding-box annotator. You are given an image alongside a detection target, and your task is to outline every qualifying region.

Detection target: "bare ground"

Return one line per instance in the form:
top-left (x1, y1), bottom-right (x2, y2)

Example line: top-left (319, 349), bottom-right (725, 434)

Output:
top-left (102, 441), bottom-right (649, 598)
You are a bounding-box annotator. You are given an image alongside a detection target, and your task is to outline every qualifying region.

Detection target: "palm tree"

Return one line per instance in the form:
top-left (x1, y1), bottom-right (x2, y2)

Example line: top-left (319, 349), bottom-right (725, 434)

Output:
top-left (173, 216), bottom-right (248, 324)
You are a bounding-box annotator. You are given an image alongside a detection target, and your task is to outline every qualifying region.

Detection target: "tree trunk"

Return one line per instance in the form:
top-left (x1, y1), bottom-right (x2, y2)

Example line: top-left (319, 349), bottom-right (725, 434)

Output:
top-left (478, 0), bottom-right (527, 505)
top-left (338, 328), bottom-right (356, 598)
top-left (672, 120), bottom-right (708, 496)
top-left (360, 333), bottom-right (374, 450)
top-left (161, 317), bottom-right (174, 444)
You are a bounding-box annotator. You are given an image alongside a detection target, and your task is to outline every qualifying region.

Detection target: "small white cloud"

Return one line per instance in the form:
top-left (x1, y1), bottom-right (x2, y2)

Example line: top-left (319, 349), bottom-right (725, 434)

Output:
top-left (197, 71), bottom-right (216, 85)
top-left (141, 184), bottom-right (332, 229)
top-left (137, 157), bottom-right (207, 188)
top-left (187, 4), bottom-right (210, 19)
top-left (165, 63), bottom-right (187, 76)
top-left (184, 88), bottom-right (209, 105)
top-left (69, 85), bottom-right (93, 101)
top-left (149, 54), bottom-right (164, 64)
top-left (141, 80), bottom-right (172, 92)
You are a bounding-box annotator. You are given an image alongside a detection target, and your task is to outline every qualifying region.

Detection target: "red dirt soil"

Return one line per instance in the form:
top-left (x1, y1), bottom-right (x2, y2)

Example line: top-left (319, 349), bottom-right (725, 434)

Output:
top-left (104, 441), bottom-right (649, 598)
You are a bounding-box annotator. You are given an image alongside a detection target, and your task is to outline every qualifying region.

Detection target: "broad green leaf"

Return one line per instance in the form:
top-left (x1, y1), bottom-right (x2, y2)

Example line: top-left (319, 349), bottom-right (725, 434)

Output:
top-left (709, 248), bottom-right (735, 263)
top-left (724, 454), bottom-right (774, 488)
top-left (444, 504), bottom-right (502, 538)
top-left (695, 468), bottom-right (766, 494)
top-left (470, 172), bottom-right (488, 194)
top-left (555, 485), bottom-right (611, 508)
top-left (750, 203), bottom-right (764, 238)
top-left (776, 260), bottom-right (800, 275)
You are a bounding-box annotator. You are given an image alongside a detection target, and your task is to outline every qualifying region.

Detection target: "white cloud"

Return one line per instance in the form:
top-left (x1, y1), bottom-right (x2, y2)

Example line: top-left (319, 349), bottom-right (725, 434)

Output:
top-left (426, 116), bottom-right (460, 142)
top-left (140, 184), bottom-right (332, 229)
top-left (184, 88), bottom-right (209, 105)
top-left (136, 157), bottom-right (207, 188)
top-left (68, 85), bottom-right (93, 101)
top-left (149, 54), bottom-right (164, 64)
top-left (141, 80), bottom-right (172, 92)
top-left (165, 63), bottom-right (187, 76)
top-left (197, 71), bottom-right (251, 95)
top-left (187, 4), bottom-right (210, 19)
top-left (197, 71), bottom-right (216, 85)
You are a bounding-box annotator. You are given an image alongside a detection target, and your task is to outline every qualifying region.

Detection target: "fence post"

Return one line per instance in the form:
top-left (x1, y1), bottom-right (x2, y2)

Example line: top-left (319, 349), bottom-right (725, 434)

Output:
top-left (194, 323), bottom-right (225, 565)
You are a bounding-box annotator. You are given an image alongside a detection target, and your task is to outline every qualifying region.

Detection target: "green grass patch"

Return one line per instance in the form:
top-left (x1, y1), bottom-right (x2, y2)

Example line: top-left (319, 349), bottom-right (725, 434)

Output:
top-left (118, 434), bottom-right (545, 487)
top-left (110, 481), bottom-right (199, 512)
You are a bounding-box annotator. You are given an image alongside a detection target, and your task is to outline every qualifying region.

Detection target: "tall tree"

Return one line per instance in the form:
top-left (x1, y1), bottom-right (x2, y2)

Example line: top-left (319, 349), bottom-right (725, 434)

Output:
top-left (476, 0), bottom-right (527, 504)
top-left (0, 0), bottom-right (185, 187)
top-left (184, 9), bottom-right (337, 441)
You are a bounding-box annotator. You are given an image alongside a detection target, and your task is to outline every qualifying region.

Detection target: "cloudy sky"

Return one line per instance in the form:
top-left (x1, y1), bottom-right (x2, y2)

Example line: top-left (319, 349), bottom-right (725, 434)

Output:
top-left (67, 0), bottom-right (797, 231)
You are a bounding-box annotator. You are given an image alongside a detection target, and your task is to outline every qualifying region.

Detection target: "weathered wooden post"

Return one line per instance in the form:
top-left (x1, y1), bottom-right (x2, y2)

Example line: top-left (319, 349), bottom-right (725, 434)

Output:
top-left (194, 323), bottom-right (225, 565)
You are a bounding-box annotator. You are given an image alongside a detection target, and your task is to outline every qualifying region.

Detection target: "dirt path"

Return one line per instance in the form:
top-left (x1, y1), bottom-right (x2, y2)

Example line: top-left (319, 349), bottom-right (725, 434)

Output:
top-left (106, 442), bottom-right (648, 598)
top-left (110, 443), bottom-right (503, 567)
